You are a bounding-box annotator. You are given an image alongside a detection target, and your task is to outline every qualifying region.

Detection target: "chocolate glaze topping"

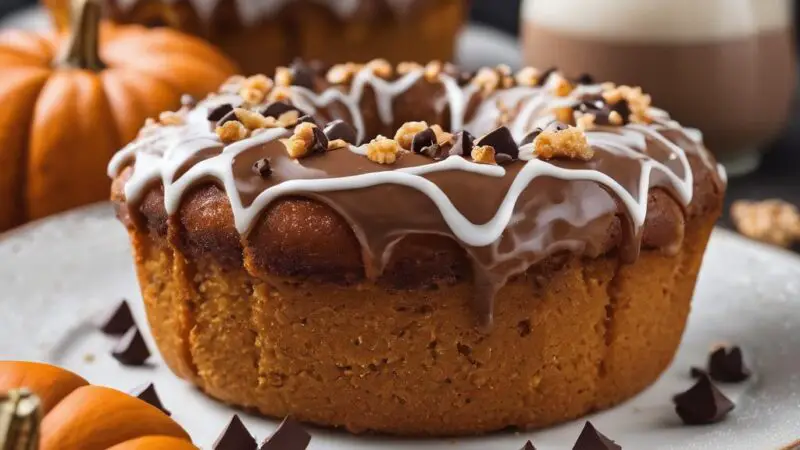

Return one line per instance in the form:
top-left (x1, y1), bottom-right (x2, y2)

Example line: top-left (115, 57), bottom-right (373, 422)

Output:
top-left (109, 61), bottom-right (726, 327)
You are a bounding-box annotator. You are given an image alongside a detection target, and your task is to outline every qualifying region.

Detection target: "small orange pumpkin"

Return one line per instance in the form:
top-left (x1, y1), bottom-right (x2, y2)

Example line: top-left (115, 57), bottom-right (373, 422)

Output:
top-left (0, 361), bottom-right (197, 450)
top-left (0, 0), bottom-right (236, 231)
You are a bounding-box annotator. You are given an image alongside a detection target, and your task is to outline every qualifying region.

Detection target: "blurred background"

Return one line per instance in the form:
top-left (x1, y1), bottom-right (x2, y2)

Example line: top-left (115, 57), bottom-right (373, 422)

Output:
top-left (1, 0), bottom-right (798, 240)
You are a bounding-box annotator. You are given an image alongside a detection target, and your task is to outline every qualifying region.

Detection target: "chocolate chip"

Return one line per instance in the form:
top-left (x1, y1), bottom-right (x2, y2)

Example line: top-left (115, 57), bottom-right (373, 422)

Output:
top-left (495, 153), bottom-right (514, 165)
top-left (690, 367), bottom-right (707, 378)
top-left (252, 158), bottom-right (272, 177)
top-left (411, 128), bottom-right (437, 154)
top-left (218, 109), bottom-right (238, 126)
top-left (575, 73), bottom-right (594, 85)
top-left (289, 59), bottom-right (316, 89)
top-left (261, 102), bottom-right (301, 119)
top-left (213, 415), bottom-right (257, 450)
top-left (535, 67), bottom-right (557, 86)
top-left (207, 103), bottom-right (234, 122)
top-left (450, 130), bottom-right (475, 156)
top-left (520, 440), bottom-right (537, 450)
top-left (673, 374), bottom-right (735, 425)
top-left (130, 382), bottom-right (170, 416)
top-left (309, 127), bottom-right (329, 154)
top-left (520, 128), bottom-right (543, 146)
top-left (708, 346), bottom-right (751, 383)
top-left (611, 99), bottom-right (631, 122)
top-left (99, 299), bottom-right (134, 336)
top-left (323, 120), bottom-right (357, 145)
top-left (296, 115), bottom-right (318, 126)
top-left (258, 417), bottom-right (311, 450)
top-left (572, 421), bottom-right (621, 450)
top-left (112, 326), bottom-right (150, 366)
top-left (180, 94), bottom-right (196, 108)
top-left (475, 126), bottom-right (518, 159)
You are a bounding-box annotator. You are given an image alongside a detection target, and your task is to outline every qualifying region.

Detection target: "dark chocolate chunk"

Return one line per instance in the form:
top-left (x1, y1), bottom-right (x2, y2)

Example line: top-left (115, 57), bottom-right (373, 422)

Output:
top-left (207, 103), bottom-right (234, 122)
top-left (690, 367), bottom-right (707, 378)
top-left (495, 153), bottom-right (514, 165)
top-left (112, 326), bottom-right (150, 366)
top-left (520, 440), bottom-right (537, 450)
top-left (297, 115), bottom-right (318, 126)
top-left (575, 73), bottom-right (594, 85)
top-left (308, 127), bottom-right (329, 154)
top-left (213, 415), bottom-right (257, 450)
top-left (708, 346), bottom-right (751, 383)
top-left (673, 375), bottom-right (735, 425)
top-left (258, 417), bottom-right (311, 450)
top-left (252, 158), bottom-right (272, 177)
top-left (535, 67), bottom-right (557, 86)
top-left (450, 130), bottom-right (475, 156)
top-left (323, 120), bottom-right (357, 145)
top-left (261, 101), bottom-right (302, 119)
top-left (130, 382), bottom-right (170, 416)
top-left (475, 126), bottom-right (518, 159)
top-left (218, 109), bottom-right (238, 126)
top-left (289, 59), bottom-right (316, 89)
top-left (572, 421), bottom-right (621, 450)
top-left (180, 94), bottom-right (197, 108)
top-left (411, 128), bottom-right (437, 154)
top-left (99, 299), bottom-right (135, 336)
top-left (520, 128), bottom-right (543, 146)
top-left (610, 99), bottom-right (631, 122)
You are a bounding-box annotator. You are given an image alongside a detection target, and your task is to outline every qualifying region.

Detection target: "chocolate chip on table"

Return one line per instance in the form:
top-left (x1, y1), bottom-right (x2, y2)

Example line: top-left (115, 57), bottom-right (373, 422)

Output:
top-left (111, 326), bottom-right (151, 366)
top-left (252, 158), bottom-right (272, 178)
top-left (323, 120), bottom-right (358, 145)
top-left (130, 382), bottom-right (170, 416)
top-left (258, 417), bottom-right (312, 450)
top-left (213, 415), bottom-right (257, 450)
top-left (475, 126), bottom-right (519, 159)
top-left (571, 421), bottom-right (622, 450)
top-left (708, 346), bottom-right (751, 383)
top-left (673, 374), bottom-right (735, 425)
top-left (207, 103), bottom-right (234, 122)
top-left (98, 299), bottom-right (134, 336)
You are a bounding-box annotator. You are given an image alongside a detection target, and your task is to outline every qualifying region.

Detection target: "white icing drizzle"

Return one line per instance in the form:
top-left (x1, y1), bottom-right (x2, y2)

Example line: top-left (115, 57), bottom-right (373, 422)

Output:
top-left (109, 64), bottom-right (717, 253)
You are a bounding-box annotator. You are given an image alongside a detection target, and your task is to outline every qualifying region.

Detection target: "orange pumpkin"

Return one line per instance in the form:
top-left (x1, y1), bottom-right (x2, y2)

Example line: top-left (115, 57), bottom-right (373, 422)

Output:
top-left (0, 361), bottom-right (197, 450)
top-left (0, 0), bottom-right (236, 231)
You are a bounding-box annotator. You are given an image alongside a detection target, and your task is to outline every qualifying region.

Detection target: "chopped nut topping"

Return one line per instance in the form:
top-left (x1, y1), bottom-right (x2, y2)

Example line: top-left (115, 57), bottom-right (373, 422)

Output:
top-left (608, 110), bottom-right (624, 125)
top-left (429, 124), bottom-right (453, 145)
top-left (240, 88), bottom-right (266, 105)
top-left (327, 63), bottom-right (360, 84)
top-left (234, 108), bottom-right (273, 130)
top-left (424, 61), bottom-right (444, 82)
top-left (533, 126), bottom-right (594, 161)
top-left (471, 145), bottom-right (496, 164)
top-left (219, 75), bottom-right (246, 94)
top-left (576, 113), bottom-right (596, 130)
top-left (328, 139), bottom-right (349, 151)
top-left (366, 58), bottom-right (393, 79)
top-left (366, 136), bottom-right (400, 164)
top-left (397, 61), bottom-right (423, 75)
top-left (244, 74), bottom-right (273, 92)
top-left (275, 66), bottom-right (293, 87)
top-left (283, 122), bottom-right (317, 158)
top-left (731, 200), bottom-right (800, 248)
top-left (495, 64), bottom-right (512, 77)
top-left (394, 121), bottom-right (429, 149)
top-left (471, 67), bottom-right (501, 93)
top-left (216, 120), bottom-right (249, 143)
top-left (515, 67), bottom-right (540, 87)
top-left (553, 106), bottom-right (575, 125)
top-left (158, 111), bottom-right (183, 126)
top-left (603, 84), bottom-right (652, 123)
top-left (552, 75), bottom-right (574, 97)
top-left (268, 86), bottom-right (292, 103)
top-left (277, 110), bottom-right (301, 128)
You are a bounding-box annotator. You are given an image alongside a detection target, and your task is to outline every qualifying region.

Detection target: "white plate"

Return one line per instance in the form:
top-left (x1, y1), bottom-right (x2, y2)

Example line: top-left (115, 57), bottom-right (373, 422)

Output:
top-left (1, 203), bottom-right (799, 450)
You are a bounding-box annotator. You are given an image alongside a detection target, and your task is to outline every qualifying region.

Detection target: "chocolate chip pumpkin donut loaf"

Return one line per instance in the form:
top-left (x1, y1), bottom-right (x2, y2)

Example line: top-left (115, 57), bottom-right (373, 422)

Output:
top-left (45, 0), bottom-right (466, 76)
top-left (108, 60), bottom-right (726, 435)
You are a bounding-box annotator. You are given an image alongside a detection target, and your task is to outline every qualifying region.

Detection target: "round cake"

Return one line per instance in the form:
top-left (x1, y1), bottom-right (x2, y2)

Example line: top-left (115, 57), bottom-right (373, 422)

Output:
top-left (108, 60), bottom-right (726, 435)
top-left (45, 0), bottom-right (466, 76)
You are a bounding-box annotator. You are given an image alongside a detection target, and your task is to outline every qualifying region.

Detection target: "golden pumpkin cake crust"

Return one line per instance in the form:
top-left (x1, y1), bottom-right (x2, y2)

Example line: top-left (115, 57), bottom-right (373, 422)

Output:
top-left (109, 62), bottom-right (725, 435)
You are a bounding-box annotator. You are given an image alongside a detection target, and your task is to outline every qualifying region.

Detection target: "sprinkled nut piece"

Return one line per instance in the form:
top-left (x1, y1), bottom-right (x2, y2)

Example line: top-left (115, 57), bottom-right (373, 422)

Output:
top-left (430, 124), bottom-right (454, 145)
top-left (327, 63), bottom-right (360, 84)
top-left (552, 75), bottom-right (574, 97)
top-left (158, 111), bottom-right (183, 126)
top-left (268, 86), bottom-right (292, 103)
top-left (533, 126), bottom-right (594, 161)
top-left (239, 74), bottom-right (274, 105)
top-left (608, 110), bottom-right (624, 125)
top-left (216, 121), bottom-right (248, 143)
top-left (219, 75), bottom-right (246, 94)
top-left (234, 108), bottom-right (273, 130)
top-left (284, 122), bottom-right (328, 158)
top-left (275, 66), bottom-right (293, 87)
top-left (397, 61), bottom-right (423, 75)
top-left (576, 113), bottom-right (596, 130)
top-left (731, 199), bottom-right (800, 247)
top-left (328, 139), bottom-right (349, 151)
top-left (394, 121), bottom-right (429, 149)
top-left (277, 110), bottom-right (301, 128)
top-left (471, 145), bottom-right (496, 164)
top-left (424, 61), bottom-right (443, 81)
top-left (366, 58), bottom-right (393, 79)
top-left (472, 67), bottom-right (500, 93)
top-left (515, 66), bottom-right (540, 87)
top-left (603, 84), bottom-right (652, 123)
top-left (553, 106), bottom-right (575, 125)
top-left (366, 136), bottom-right (400, 164)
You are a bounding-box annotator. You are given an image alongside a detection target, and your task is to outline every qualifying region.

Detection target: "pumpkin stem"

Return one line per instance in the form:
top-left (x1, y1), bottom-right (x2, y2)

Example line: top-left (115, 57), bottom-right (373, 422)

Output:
top-left (56, 0), bottom-right (106, 71)
top-left (0, 389), bottom-right (41, 450)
